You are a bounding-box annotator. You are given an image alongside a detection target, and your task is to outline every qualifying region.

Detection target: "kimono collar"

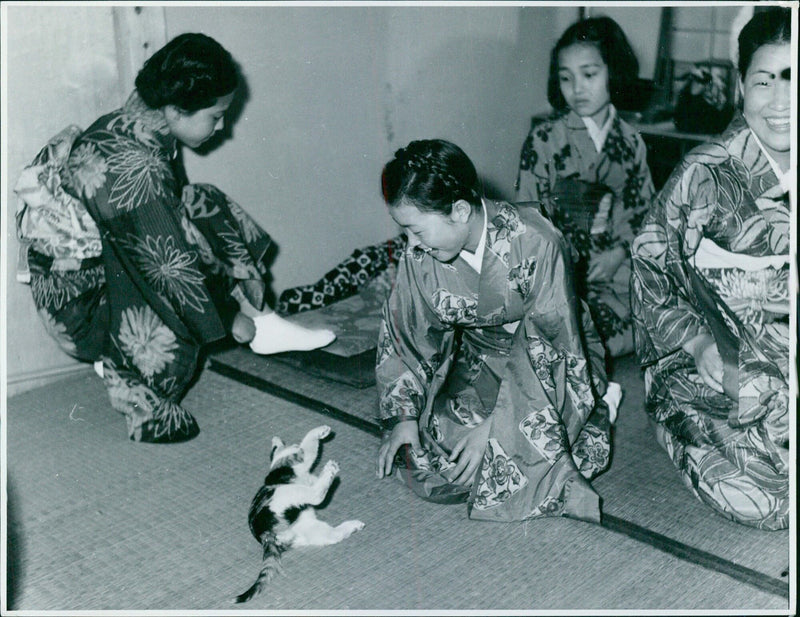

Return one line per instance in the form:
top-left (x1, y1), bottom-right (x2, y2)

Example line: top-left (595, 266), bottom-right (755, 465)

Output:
top-left (562, 106), bottom-right (617, 152)
top-left (459, 199), bottom-right (488, 273)
top-left (748, 127), bottom-right (793, 194)
top-left (580, 104), bottom-right (616, 152)
top-left (724, 111), bottom-right (787, 194)
top-left (123, 91), bottom-right (179, 157)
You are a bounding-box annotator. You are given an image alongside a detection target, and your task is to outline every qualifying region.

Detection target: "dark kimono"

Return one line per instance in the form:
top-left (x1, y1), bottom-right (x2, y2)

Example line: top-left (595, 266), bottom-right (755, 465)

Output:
top-left (630, 113), bottom-right (790, 530)
top-left (18, 93), bottom-right (272, 443)
top-left (377, 200), bottom-right (612, 523)
top-left (516, 108), bottom-right (655, 357)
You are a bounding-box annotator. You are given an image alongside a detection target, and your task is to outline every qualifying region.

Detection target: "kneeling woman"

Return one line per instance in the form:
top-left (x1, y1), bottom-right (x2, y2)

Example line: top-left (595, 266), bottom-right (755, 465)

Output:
top-left (630, 8), bottom-right (791, 529)
top-left (375, 139), bottom-right (614, 523)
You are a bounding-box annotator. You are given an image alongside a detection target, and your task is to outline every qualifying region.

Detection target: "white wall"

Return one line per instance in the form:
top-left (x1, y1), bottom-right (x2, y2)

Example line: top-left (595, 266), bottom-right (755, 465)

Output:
top-left (3, 4), bottom-right (573, 395)
top-left (3, 6), bottom-right (122, 395)
top-left (164, 7), bottom-right (399, 292)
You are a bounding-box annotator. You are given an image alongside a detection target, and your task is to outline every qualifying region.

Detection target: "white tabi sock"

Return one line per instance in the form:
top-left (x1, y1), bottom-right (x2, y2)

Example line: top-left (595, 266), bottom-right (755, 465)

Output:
top-left (603, 381), bottom-right (623, 424)
top-left (249, 312), bottom-right (336, 355)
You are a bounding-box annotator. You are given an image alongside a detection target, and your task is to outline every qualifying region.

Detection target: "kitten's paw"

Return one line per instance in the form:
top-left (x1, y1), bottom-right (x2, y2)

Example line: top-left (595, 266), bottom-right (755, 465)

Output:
top-left (310, 425), bottom-right (332, 440)
top-left (323, 460), bottom-right (340, 477)
top-left (337, 519), bottom-right (365, 539)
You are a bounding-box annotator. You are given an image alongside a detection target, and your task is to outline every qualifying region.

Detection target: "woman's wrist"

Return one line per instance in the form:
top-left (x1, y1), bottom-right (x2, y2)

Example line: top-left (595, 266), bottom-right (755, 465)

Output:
top-left (682, 332), bottom-right (714, 358)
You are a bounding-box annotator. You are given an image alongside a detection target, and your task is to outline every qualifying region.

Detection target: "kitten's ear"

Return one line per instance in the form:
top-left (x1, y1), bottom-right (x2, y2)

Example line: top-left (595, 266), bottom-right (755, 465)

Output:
top-left (270, 437), bottom-right (284, 459)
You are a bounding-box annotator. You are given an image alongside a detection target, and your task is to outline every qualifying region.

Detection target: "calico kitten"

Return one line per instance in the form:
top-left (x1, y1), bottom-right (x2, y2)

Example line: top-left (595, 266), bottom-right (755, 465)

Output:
top-left (235, 425), bottom-right (365, 603)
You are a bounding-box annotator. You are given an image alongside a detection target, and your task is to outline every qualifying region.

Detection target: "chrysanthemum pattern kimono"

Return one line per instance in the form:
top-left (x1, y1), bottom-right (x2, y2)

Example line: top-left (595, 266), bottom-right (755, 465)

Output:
top-left (630, 113), bottom-right (790, 530)
top-left (20, 92), bottom-right (272, 443)
top-left (377, 200), bottom-right (612, 523)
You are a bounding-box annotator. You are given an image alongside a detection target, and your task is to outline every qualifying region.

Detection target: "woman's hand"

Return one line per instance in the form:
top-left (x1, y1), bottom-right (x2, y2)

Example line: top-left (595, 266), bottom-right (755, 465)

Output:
top-left (447, 419), bottom-right (492, 486)
top-left (587, 246), bottom-right (626, 282)
top-left (685, 333), bottom-right (724, 393)
top-left (377, 420), bottom-right (421, 479)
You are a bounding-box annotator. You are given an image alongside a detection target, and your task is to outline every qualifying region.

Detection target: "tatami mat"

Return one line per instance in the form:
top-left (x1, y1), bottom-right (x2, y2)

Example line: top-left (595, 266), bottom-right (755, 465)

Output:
top-left (210, 346), bottom-right (791, 593)
top-left (4, 360), bottom-right (792, 611)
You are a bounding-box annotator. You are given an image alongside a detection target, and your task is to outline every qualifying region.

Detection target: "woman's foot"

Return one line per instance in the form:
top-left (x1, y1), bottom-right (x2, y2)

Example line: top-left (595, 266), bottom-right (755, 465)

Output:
top-left (248, 312), bottom-right (336, 355)
top-left (231, 312), bottom-right (257, 344)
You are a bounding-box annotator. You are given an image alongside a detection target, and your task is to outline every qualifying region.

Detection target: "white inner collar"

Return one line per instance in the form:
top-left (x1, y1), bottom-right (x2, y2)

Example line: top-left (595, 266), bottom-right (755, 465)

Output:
top-left (459, 200), bottom-right (488, 273)
top-left (749, 128), bottom-right (793, 194)
top-left (581, 104), bottom-right (616, 152)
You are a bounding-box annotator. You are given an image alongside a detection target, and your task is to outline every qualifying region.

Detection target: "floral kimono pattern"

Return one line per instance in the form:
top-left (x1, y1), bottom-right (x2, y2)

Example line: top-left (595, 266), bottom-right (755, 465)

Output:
top-left (516, 108), bottom-right (655, 357)
top-left (377, 200), bottom-right (612, 523)
top-left (630, 113), bottom-right (790, 530)
top-left (21, 92), bottom-right (272, 443)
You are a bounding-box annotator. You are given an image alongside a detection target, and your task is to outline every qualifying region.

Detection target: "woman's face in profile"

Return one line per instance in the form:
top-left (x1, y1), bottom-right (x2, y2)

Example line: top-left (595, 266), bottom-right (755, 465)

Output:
top-left (166, 92), bottom-right (235, 149)
top-left (740, 42), bottom-right (791, 168)
top-left (389, 200), bottom-right (472, 264)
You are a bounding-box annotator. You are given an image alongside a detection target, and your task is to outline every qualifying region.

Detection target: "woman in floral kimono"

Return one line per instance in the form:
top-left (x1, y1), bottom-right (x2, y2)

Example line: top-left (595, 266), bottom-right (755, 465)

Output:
top-left (630, 8), bottom-right (791, 530)
top-left (375, 139), bottom-right (618, 523)
top-left (516, 17), bottom-right (655, 358)
top-left (16, 33), bottom-right (334, 443)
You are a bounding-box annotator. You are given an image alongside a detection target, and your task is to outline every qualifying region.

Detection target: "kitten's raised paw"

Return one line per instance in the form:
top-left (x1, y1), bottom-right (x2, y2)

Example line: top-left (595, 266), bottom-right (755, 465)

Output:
top-left (323, 460), bottom-right (340, 477)
top-left (311, 425), bottom-right (332, 440)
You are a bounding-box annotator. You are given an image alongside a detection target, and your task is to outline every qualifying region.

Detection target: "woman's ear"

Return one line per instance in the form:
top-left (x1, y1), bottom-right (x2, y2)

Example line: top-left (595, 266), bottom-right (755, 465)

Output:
top-left (450, 199), bottom-right (473, 224)
top-left (163, 104), bottom-right (184, 123)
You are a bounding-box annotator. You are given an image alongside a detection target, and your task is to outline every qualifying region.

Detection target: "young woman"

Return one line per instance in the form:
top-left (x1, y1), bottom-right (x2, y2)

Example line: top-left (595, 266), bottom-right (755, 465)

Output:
top-left (630, 8), bottom-right (791, 530)
top-left (375, 139), bottom-right (617, 523)
top-left (516, 16), bottom-right (655, 359)
top-left (17, 33), bottom-right (334, 443)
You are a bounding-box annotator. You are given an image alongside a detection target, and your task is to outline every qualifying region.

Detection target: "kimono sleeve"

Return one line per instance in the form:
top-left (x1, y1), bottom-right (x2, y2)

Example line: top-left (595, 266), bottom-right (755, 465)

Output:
top-left (515, 119), bottom-right (552, 203)
top-left (630, 160), bottom-right (717, 363)
top-left (609, 131), bottom-right (657, 251)
top-left (67, 132), bottom-right (225, 344)
top-left (521, 224), bottom-right (605, 416)
top-left (375, 254), bottom-right (455, 429)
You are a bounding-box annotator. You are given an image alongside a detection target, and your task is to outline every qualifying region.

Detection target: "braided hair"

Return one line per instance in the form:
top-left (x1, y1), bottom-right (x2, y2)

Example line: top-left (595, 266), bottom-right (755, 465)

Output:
top-left (135, 33), bottom-right (239, 112)
top-left (381, 139), bottom-right (482, 214)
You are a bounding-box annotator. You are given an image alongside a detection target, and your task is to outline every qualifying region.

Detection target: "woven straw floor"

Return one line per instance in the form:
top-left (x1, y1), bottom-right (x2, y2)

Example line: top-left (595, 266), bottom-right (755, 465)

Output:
top-left (3, 349), bottom-right (792, 612)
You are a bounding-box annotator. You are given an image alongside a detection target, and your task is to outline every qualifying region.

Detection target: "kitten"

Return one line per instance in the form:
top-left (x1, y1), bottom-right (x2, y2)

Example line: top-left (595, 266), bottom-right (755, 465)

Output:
top-left (235, 425), bottom-right (365, 603)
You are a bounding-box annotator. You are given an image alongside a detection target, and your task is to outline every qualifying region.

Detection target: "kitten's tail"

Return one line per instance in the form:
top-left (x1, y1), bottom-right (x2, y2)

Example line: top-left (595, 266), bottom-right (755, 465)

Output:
top-left (234, 534), bottom-right (288, 604)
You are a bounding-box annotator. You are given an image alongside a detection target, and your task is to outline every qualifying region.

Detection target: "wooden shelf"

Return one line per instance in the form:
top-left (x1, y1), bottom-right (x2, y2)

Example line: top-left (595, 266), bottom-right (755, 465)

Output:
top-left (631, 120), bottom-right (716, 190)
top-left (631, 120), bottom-right (713, 143)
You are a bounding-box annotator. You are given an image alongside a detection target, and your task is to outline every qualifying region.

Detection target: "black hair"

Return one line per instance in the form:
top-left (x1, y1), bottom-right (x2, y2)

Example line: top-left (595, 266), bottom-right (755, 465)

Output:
top-left (738, 7), bottom-right (791, 78)
top-left (547, 16), bottom-right (639, 112)
top-left (135, 33), bottom-right (238, 112)
top-left (381, 139), bottom-right (482, 214)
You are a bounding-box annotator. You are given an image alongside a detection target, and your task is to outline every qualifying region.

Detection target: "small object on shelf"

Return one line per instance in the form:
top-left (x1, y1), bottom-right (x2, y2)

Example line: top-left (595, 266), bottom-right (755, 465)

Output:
top-left (673, 64), bottom-right (734, 134)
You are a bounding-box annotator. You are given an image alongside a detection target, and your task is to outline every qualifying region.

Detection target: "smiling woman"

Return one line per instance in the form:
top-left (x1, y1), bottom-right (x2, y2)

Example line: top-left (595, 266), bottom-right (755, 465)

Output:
top-left (630, 7), bottom-right (791, 530)
top-left (15, 32), bottom-right (335, 444)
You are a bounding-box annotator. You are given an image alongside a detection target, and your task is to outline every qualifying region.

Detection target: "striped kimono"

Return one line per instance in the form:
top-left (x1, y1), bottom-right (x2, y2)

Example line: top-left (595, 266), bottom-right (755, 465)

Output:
top-left (630, 113), bottom-right (790, 530)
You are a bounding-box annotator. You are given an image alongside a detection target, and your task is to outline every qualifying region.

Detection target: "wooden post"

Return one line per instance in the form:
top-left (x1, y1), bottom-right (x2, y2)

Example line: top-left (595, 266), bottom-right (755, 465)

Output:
top-left (112, 5), bottom-right (167, 100)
